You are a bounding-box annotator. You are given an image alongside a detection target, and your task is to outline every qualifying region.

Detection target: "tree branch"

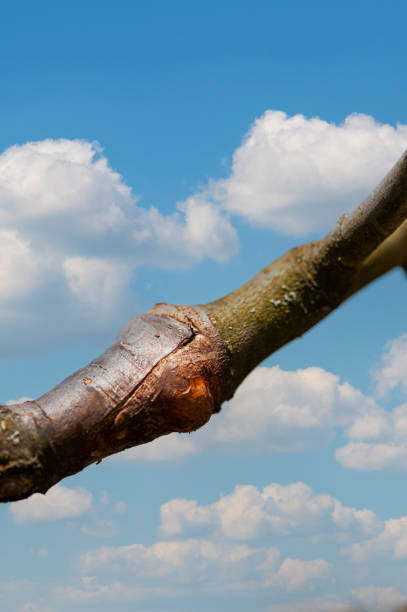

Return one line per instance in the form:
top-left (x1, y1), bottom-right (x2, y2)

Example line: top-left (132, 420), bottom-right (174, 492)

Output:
top-left (204, 150), bottom-right (407, 397)
top-left (1, 151), bottom-right (407, 502)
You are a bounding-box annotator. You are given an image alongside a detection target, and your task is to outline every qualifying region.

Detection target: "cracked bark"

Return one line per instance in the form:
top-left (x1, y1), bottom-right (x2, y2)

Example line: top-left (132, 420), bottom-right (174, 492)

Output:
top-left (1, 151), bottom-right (407, 502)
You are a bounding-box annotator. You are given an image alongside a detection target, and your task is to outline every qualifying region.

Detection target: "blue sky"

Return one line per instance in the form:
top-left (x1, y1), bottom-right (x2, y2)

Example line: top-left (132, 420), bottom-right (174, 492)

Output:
top-left (1, 1), bottom-right (407, 611)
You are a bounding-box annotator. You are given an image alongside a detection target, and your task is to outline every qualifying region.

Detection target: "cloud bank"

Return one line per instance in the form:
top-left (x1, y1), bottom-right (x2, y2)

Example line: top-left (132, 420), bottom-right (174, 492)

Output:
top-left (7, 478), bottom-right (407, 610)
top-left (68, 481), bottom-right (407, 610)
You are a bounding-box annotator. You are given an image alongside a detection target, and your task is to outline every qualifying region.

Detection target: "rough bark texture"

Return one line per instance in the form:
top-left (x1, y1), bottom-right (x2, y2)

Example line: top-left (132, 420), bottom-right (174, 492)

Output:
top-left (0, 308), bottom-right (229, 501)
top-left (1, 150), bottom-right (407, 502)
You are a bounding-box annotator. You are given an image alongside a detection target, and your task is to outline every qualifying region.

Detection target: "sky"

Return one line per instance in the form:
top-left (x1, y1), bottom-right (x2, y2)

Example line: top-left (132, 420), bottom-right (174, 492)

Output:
top-left (1, 1), bottom-right (407, 610)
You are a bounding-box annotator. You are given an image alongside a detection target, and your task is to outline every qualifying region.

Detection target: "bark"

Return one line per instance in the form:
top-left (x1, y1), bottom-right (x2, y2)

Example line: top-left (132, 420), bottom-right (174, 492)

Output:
top-left (1, 151), bottom-right (407, 502)
top-left (0, 308), bottom-right (228, 502)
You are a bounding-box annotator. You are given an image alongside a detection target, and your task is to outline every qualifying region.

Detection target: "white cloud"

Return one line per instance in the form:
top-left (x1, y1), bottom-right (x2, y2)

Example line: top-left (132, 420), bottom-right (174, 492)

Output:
top-left (0, 138), bottom-right (238, 354)
top-left (71, 481), bottom-right (407, 607)
top-left (334, 334), bottom-right (407, 471)
top-left (373, 334), bottom-right (407, 397)
top-left (0, 230), bottom-right (41, 299)
top-left (352, 586), bottom-right (407, 612)
top-left (201, 111), bottom-right (407, 235)
top-left (347, 516), bottom-right (407, 563)
top-left (336, 440), bottom-right (407, 471)
top-left (80, 538), bottom-right (259, 583)
top-left (9, 484), bottom-right (92, 524)
top-left (160, 482), bottom-right (380, 541)
top-left (176, 195), bottom-right (238, 263)
top-left (160, 498), bottom-right (213, 537)
top-left (273, 558), bottom-right (331, 592)
top-left (209, 366), bottom-right (369, 453)
top-left (336, 400), bottom-right (407, 471)
top-left (80, 537), bottom-right (329, 593)
top-left (345, 411), bottom-right (390, 440)
top-left (62, 256), bottom-right (131, 319)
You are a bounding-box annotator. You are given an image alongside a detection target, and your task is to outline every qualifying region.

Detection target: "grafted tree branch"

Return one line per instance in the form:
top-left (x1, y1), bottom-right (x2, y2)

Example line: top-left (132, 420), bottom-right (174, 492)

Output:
top-left (1, 151), bottom-right (407, 502)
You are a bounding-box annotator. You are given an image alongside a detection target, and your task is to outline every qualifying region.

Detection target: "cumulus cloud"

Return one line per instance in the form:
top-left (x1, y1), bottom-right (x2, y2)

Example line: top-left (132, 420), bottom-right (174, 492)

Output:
top-left (77, 480), bottom-right (407, 603)
top-left (201, 111), bottom-right (407, 235)
top-left (0, 138), bottom-right (237, 354)
top-left (62, 256), bottom-right (132, 318)
top-left (208, 366), bottom-right (370, 453)
top-left (0, 139), bottom-right (237, 265)
top-left (347, 516), bottom-right (407, 563)
top-left (352, 586), bottom-right (407, 612)
top-left (9, 484), bottom-right (92, 524)
top-left (153, 483), bottom-right (407, 602)
top-left (336, 439), bottom-right (407, 471)
top-left (80, 538), bottom-right (258, 582)
top-left (160, 482), bottom-right (380, 541)
top-left (335, 335), bottom-right (407, 472)
top-left (271, 333), bottom-right (404, 470)
top-left (80, 537), bottom-right (329, 593)
top-left (45, 481), bottom-right (407, 609)
top-left (0, 229), bottom-right (41, 300)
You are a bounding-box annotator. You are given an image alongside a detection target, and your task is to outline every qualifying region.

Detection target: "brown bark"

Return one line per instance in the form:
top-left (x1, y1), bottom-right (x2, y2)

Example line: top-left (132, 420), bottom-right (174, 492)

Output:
top-left (0, 308), bottom-right (229, 502)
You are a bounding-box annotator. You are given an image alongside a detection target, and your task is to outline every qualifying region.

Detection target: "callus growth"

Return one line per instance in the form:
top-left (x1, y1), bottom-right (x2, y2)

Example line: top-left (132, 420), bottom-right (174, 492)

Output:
top-left (0, 305), bottom-right (230, 502)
